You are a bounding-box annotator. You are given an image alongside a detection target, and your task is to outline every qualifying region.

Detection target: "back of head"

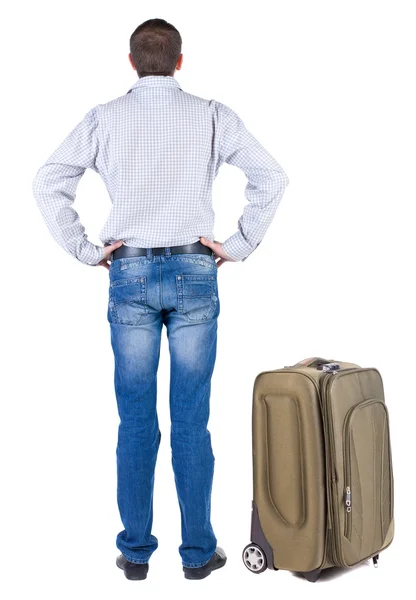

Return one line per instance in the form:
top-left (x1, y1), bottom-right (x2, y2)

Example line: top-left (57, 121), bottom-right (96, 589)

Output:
top-left (130, 18), bottom-right (182, 78)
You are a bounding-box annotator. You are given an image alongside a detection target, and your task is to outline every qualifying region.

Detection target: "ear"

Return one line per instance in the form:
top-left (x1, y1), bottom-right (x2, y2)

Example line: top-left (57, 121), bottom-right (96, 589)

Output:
top-left (128, 53), bottom-right (136, 70)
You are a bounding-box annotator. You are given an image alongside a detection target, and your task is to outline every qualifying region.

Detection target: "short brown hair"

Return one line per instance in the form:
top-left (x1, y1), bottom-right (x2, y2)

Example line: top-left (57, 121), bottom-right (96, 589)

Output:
top-left (130, 18), bottom-right (182, 77)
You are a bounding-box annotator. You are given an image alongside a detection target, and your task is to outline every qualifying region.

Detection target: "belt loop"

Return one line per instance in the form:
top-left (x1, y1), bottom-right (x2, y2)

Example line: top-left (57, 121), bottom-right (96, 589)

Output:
top-left (165, 246), bottom-right (171, 257)
top-left (146, 248), bottom-right (152, 259)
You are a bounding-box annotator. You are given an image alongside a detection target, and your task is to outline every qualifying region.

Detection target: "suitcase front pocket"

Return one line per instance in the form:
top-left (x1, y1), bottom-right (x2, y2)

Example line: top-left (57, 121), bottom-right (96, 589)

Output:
top-left (342, 398), bottom-right (393, 556)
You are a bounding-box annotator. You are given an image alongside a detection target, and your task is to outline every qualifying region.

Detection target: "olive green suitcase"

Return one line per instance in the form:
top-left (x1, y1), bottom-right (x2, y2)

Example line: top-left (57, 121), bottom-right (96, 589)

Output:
top-left (242, 357), bottom-right (394, 582)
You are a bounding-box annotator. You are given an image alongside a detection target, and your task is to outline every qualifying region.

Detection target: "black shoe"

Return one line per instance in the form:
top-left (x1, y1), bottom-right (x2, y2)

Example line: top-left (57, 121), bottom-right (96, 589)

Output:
top-left (183, 547), bottom-right (227, 580)
top-left (116, 554), bottom-right (149, 580)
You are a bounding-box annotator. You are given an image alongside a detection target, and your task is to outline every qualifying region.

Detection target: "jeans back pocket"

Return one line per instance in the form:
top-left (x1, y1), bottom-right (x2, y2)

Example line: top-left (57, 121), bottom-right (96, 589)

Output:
top-left (108, 277), bottom-right (148, 325)
top-left (176, 274), bottom-right (218, 322)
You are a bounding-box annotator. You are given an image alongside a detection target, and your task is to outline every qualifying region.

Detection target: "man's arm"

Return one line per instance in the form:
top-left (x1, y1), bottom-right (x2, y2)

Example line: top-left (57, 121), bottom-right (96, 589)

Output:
top-left (215, 101), bottom-right (289, 262)
top-left (32, 106), bottom-right (106, 266)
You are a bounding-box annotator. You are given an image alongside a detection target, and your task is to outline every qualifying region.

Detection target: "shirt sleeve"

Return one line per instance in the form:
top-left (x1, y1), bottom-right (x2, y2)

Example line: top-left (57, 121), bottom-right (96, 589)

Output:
top-left (32, 106), bottom-right (106, 266)
top-left (215, 101), bottom-right (289, 262)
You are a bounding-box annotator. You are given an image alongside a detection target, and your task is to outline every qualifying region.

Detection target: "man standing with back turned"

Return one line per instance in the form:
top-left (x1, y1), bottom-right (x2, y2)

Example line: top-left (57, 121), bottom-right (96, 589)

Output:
top-left (32, 18), bottom-right (289, 580)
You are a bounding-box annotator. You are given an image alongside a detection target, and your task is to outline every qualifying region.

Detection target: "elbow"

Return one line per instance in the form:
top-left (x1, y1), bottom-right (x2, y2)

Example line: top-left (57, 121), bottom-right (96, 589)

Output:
top-left (269, 169), bottom-right (289, 196)
top-left (276, 168), bottom-right (289, 188)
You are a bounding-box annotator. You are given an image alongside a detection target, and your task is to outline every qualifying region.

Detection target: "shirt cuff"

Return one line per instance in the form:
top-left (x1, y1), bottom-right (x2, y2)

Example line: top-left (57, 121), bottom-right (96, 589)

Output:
top-left (222, 231), bottom-right (257, 262)
top-left (79, 242), bottom-right (106, 266)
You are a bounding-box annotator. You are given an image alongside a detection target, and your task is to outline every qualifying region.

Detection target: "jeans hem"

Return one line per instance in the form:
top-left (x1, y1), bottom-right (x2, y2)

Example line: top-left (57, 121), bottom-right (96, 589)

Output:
top-left (182, 557), bottom-right (212, 569)
top-left (121, 553), bottom-right (150, 565)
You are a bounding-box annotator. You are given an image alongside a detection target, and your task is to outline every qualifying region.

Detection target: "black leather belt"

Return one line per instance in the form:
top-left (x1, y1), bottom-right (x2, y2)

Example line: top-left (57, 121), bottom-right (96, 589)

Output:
top-left (107, 240), bottom-right (214, 262)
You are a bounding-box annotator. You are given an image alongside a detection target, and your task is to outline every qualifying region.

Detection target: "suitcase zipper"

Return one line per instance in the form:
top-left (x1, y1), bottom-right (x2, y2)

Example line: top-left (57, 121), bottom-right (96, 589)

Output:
top-left (321, 372), bottom-right (342, 565)
top-left (321, 367), bottom-right (364, 566)
top-left (344, 486), bottom-right (352, 539)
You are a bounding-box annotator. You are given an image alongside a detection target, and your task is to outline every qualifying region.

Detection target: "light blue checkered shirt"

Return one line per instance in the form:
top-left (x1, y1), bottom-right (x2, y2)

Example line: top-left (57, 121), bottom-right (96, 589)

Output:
top-left (32, 75), bottom-right (289, 265)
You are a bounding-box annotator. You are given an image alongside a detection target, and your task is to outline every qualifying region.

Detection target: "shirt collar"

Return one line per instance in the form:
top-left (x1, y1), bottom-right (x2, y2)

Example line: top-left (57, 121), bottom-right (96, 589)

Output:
top-left (127, 75), bottom-right (182, 94)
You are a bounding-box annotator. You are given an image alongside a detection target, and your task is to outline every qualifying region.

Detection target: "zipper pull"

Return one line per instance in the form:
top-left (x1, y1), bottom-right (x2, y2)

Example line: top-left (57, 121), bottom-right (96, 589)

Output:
top-left (345, 486), bottom-right (352, 512)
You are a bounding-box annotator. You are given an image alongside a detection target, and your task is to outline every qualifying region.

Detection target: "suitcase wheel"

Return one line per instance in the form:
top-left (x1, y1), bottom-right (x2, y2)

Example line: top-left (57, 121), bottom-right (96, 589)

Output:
top-left (242, 544), bottom-right (268, 574)
top-left (301, 568), bottom-right (322, 583)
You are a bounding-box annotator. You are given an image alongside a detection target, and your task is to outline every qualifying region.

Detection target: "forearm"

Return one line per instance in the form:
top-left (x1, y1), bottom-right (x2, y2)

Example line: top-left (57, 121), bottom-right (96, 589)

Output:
top-left (33, 163), bottom-right (105, 265)
top-left (222, 167), bottom-right (289, 262)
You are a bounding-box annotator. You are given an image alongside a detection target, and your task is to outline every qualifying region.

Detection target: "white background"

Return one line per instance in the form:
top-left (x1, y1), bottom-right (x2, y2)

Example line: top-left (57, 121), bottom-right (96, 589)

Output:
top-left (2, 0), bottom-right (415, 598)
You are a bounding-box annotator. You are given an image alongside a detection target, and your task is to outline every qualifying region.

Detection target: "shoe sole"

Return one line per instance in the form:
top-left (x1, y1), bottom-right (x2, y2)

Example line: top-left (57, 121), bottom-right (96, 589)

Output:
top-left (184, 558), bottom-right (227, 580)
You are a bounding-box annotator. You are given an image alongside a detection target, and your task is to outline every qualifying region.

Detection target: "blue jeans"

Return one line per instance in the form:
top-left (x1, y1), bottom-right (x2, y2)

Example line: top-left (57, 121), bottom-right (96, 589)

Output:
top-left (107, 250), bottom-right (220, 568)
